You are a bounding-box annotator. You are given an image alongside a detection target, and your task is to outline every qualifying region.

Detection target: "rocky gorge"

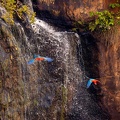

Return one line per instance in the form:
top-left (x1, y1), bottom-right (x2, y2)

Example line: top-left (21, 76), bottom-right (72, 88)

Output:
top-left (0, 0), bottom-right (120, 120)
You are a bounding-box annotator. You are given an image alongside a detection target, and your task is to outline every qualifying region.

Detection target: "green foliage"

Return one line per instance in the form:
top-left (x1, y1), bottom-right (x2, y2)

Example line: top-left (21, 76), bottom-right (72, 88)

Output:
top-left (89, 10), bottom-right (114, 31)
top-left (109, 3), bottom-right (120, 8)
top-left (72, 20), bottom-right (85, 32)
top-left (0, 0), bottom-right (36, 24)
top-left (71, 1), bottom-right (120, 32)
top-left (117, 20), bottom-right (120, 24)
top-left (109, 1), bottom-right (120, 25)
top-left (72, 27), bottom-right (78, 32)
top-left (60, 86), bottom-right (67, 120)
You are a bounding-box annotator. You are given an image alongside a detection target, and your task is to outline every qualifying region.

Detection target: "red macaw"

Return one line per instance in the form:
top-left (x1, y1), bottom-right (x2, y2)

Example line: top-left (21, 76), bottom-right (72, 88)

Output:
top-left (87, 78), bottom-right (100, 88)
top-left (27, 55), bottom-right (53, 65)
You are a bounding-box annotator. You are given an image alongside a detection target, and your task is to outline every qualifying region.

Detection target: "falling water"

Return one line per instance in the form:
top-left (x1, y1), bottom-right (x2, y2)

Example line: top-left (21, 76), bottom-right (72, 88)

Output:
top-left (25, 18), bottom-right (83, 119)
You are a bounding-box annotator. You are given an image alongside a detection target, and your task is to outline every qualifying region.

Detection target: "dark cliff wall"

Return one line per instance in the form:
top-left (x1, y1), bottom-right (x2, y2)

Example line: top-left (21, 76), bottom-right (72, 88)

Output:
top-left (93, 26), bottom-right (120, 120)
top-left (32, 0), bottom-right (120, 120)
top-left (0, 0), bottom-right (120, 120)
top-left (80, 27), bottom-right (120, 120)
top-left (34, 0), bottom-right (116, 21)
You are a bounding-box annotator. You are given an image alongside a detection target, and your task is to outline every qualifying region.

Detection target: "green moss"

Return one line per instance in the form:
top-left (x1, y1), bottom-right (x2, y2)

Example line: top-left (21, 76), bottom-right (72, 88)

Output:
top-left (60, 85), bottom-right (67, 120)
top-left (33, 99), bottom-right (38, 106)
top-left (0, 0), bottom-right (36, 24)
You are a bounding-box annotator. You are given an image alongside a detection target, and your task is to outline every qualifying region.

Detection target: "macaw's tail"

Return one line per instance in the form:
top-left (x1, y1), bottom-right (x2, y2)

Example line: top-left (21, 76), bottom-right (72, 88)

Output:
top-left (27, 59), bottom-right (35, 65)
top-left (93, 80), bottom-right (101, 85)
top-left (44, 57), bottom-right (53, 62)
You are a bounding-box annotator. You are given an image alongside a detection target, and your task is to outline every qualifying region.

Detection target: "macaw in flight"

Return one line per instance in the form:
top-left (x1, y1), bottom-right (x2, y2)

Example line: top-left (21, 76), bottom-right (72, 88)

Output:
top-left (27, 54), bottom-right (53, 65)
top-left (87, 78), bottom-right (100, 89)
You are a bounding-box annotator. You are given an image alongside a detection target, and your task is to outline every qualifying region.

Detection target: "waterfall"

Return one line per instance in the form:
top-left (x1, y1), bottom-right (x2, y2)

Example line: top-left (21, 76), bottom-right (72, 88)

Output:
top-left (26, 18), bottom-right (83, 119)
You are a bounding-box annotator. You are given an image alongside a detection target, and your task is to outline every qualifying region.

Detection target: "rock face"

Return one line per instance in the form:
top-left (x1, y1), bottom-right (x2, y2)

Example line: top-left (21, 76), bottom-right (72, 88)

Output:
top-left (34, 0), bottom-right (115, 21)
top-left (0, 0), bottom-right (120, 120)
top-left (80, 28), bottom-right (120, 120)
top-left (94, 27), bottom-right (120, 120)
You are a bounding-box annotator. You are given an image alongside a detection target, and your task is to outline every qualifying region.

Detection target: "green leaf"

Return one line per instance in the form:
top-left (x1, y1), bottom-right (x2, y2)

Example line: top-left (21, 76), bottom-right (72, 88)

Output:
top-left (89, 12), bottom-right (94, 17)
top-left (78, 21), bottom-right (83, 25)
top-left (89, 22), bottom-right (96, 31)
top-left (109, 4), bottom-right (116, 8)
top-left (72, 28), bottom-right (77, 32)
top-left (95, 19), bottom-right (99, 25)
top-left (117, 21), bottom-right (120, 25)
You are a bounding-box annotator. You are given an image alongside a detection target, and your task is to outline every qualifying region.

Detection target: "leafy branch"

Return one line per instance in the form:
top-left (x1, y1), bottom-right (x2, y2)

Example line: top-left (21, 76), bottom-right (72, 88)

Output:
top-left (72, 0), bottom-right (120, 32)
top-left (109, 3), bottom-right (120, 8)
top-left (88, 10), bottom-right (114, 31)
top-left (0, 0), bottom-right (36, 24)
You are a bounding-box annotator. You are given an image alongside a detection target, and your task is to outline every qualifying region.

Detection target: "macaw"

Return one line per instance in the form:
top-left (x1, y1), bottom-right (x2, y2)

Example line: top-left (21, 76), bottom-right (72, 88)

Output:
top-left (87, 78), bottom-right (100, 89)
top-left (27, 54), bottom-right (53, 65)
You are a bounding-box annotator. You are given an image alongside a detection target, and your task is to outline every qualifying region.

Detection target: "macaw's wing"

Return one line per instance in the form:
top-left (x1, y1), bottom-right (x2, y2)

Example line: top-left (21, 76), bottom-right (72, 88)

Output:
top-left (44, 57), bottom-right (53, 62)
top-left (27, 59), bottom-right (35, 65)
top-left (33, 54), bottom-right (41, 59)
top-left (87, 80), bottom-right (92, 88)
